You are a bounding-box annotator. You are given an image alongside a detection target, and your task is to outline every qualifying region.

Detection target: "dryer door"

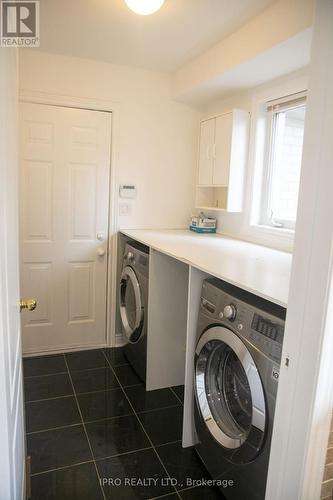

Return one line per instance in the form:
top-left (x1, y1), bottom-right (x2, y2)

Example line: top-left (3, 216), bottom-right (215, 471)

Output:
top-left (119, 266), bottom-right (144, 344)
top-left (195, 326), bottom-right (266, 463)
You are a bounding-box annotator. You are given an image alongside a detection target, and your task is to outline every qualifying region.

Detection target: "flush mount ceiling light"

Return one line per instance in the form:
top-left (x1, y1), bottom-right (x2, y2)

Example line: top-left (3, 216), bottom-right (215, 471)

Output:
top-left (124, 0), bottom-right (165, 16)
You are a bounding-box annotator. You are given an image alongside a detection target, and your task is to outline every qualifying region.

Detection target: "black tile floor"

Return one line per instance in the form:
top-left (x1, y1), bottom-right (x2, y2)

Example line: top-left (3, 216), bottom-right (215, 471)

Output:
top-left (23, 347), bottom-right (223, 500)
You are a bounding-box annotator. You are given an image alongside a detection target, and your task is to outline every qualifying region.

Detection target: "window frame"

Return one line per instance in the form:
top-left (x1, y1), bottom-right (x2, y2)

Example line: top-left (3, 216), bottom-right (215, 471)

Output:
top-left (259, 93), bottom-right (307, 231)
top-left (242, 76), bottom-right (308, 252)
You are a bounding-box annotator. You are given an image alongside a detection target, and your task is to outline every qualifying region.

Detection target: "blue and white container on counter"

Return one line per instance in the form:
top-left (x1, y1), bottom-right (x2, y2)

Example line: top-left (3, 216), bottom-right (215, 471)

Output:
top-left (190, 213), bottom-right (217, 234)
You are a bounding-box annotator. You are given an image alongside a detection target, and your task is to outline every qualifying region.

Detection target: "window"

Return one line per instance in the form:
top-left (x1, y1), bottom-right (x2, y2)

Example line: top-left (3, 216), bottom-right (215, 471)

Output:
top-left (259, 93), bottom-right (306, 230)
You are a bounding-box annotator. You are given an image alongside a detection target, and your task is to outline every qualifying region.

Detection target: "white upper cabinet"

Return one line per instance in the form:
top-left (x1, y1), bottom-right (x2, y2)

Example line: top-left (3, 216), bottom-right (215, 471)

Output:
top-left (196, 109), bottom-right (250, 212)
top-left (213, 112), bottom-right (233, 186)
top-left (198, 118), bottom-right (215, 186)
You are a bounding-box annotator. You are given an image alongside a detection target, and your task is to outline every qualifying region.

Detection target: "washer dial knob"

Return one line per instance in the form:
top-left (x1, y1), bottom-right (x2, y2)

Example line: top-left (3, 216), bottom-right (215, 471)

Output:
top-left (126, 251), bottom-right (135, 262)
top-left (223, 304), bottom-right (237, 321)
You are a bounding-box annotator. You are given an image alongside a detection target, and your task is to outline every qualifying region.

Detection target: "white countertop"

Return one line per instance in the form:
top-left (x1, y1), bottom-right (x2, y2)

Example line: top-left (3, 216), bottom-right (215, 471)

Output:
top-left (120, 229), bottom-right (292, 308)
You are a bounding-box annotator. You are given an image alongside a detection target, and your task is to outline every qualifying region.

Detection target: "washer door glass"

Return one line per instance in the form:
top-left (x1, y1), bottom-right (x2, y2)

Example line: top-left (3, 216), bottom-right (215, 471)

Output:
top-left (208, 344), bottom-right (252, 440)
top-left (119, 266), bottom-right (144, 343)
top-left (195, 326), bottom-right (266, 462)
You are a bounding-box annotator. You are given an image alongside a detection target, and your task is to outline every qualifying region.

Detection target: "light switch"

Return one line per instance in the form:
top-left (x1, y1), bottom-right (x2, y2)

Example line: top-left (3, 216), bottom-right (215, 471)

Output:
top-left (119, 203), bottom-right (132, 216)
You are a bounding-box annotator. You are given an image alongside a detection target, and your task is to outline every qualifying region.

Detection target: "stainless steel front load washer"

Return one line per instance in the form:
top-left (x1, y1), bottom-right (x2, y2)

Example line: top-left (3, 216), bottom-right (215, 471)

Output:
top-left (194, 278), bottom-right (286, 500)
top-left (119, 241), bottom-right (149, 383)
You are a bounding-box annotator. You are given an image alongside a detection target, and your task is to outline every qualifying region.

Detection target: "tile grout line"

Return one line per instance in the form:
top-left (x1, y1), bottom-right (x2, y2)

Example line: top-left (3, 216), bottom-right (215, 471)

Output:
top-left (30, 459), bottom-right (95, 477)
top-left (91, 439), bottom-right (183, 465)
top-left (67, 363), bottom-right (130, 374)
top-left (136, 403), bottom-right (182, 416)
top-left (150, 483), bottom-right (209, 499)
top-left (63, 354), bottom-right (107, 500)
top-left (31, 443), bottom-right (169, 478)
top-left (170, 387), bottom-right (184, 406)
top-left (154, 440), bottom-right (183, 450)
top-left (23, 361), bottom-right (130, 380)
top-left (25, 389), bottom-right (117, 405)
top-left (28, 429), bottom-right (182, 463)
top-left (94, 445), bottom-right (153, 463)
top-left (26, 407), bottom-right (183, 437)
top-left (25, 394), bottom-right (75, 404)
top-left (101, 350), bottom-right (181, 500)
top-left (150, 492), bottom-right (180, 500)
top-left (25, 383), bottom-right (142, 404)
top-left (24, 371), bottom-right (69, 379)
top-left (29, 437), bottom-right (184, 474)
top-left (26, 394), bottom-right (181, 413)
top-left (175, 484), bottom-right (208, 495)
top-left (26, 422), bottom-right (82, 436)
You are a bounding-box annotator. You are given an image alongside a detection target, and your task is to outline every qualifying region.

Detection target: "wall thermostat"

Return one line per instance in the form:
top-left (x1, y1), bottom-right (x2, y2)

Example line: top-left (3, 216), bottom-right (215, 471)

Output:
top-left (119, 184), bottom-right (137, 199)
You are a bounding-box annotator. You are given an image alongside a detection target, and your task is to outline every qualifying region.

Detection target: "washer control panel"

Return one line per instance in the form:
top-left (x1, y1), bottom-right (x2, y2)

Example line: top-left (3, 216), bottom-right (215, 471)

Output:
top-left (251, 314), bottom-right (283, 342)
top-left (200, 278), bottom-right (285, 363)
top-left (124, 243), bottom-right (149, 277)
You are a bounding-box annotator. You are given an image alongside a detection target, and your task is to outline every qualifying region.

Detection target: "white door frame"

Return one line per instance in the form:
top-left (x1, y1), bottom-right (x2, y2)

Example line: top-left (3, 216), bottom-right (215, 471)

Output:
top-left (1, 49), bottom-right (26, 500)
top-left (19, 90), bottom-right (120, 349)
top-left (266, 1), bottom-right (333, 498)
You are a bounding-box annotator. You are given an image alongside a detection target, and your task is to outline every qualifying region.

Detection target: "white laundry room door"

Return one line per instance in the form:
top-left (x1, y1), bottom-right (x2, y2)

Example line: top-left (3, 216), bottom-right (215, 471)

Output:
top-left (19, 103), bottom-right (112, 354)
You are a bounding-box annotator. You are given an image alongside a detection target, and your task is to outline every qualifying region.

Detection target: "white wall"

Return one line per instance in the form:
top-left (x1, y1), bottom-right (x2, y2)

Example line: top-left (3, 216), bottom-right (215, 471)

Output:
top-left (201, 68), bottom-right (308, 252)
top-left (19, 51), bottom-right (309, 253)
top-left (19, 50), bottom-right (200, 230)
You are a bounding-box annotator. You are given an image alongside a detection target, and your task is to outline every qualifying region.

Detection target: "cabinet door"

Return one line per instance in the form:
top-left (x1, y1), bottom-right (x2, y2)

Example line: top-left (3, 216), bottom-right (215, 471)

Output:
top-left (213, 113), bottom-right (232, 186)
top-left (198, 119), bottom-right (215, 186)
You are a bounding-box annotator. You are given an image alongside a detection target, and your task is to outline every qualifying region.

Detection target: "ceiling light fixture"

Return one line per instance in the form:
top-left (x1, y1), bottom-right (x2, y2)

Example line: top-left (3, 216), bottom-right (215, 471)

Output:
top-left (124, 0), bottom-right (165, 16)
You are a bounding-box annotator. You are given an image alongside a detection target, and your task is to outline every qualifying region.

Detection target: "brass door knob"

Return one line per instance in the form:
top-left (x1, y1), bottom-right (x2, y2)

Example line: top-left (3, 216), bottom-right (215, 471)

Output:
top-left (20, 299), bottom-right (37, 312)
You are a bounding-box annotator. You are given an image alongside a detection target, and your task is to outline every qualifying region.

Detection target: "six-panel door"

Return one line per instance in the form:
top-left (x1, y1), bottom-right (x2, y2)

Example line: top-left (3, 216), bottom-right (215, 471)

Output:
top-left (19, 103), bottom-right (112, 353)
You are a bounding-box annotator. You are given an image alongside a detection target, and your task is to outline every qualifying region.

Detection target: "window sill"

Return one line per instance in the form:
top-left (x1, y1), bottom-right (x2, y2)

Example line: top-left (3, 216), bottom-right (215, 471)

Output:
top-left (240, 223), bottom-right (294, 253)
top-left (251, 224), bottom-right (295, 237)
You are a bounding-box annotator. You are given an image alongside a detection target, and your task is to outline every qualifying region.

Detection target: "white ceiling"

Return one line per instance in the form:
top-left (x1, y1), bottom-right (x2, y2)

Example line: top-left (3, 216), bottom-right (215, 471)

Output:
top-left (38, 0), bottom-right (276, 72)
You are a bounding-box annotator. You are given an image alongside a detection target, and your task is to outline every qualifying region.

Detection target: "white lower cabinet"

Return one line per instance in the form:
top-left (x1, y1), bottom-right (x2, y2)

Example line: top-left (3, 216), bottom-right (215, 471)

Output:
top-left (146, 256), bottom-right (209, 447)
top-left (146, 250), bottom-right (189, 391)
top-left (144, 253), bottom-right (207, 448)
